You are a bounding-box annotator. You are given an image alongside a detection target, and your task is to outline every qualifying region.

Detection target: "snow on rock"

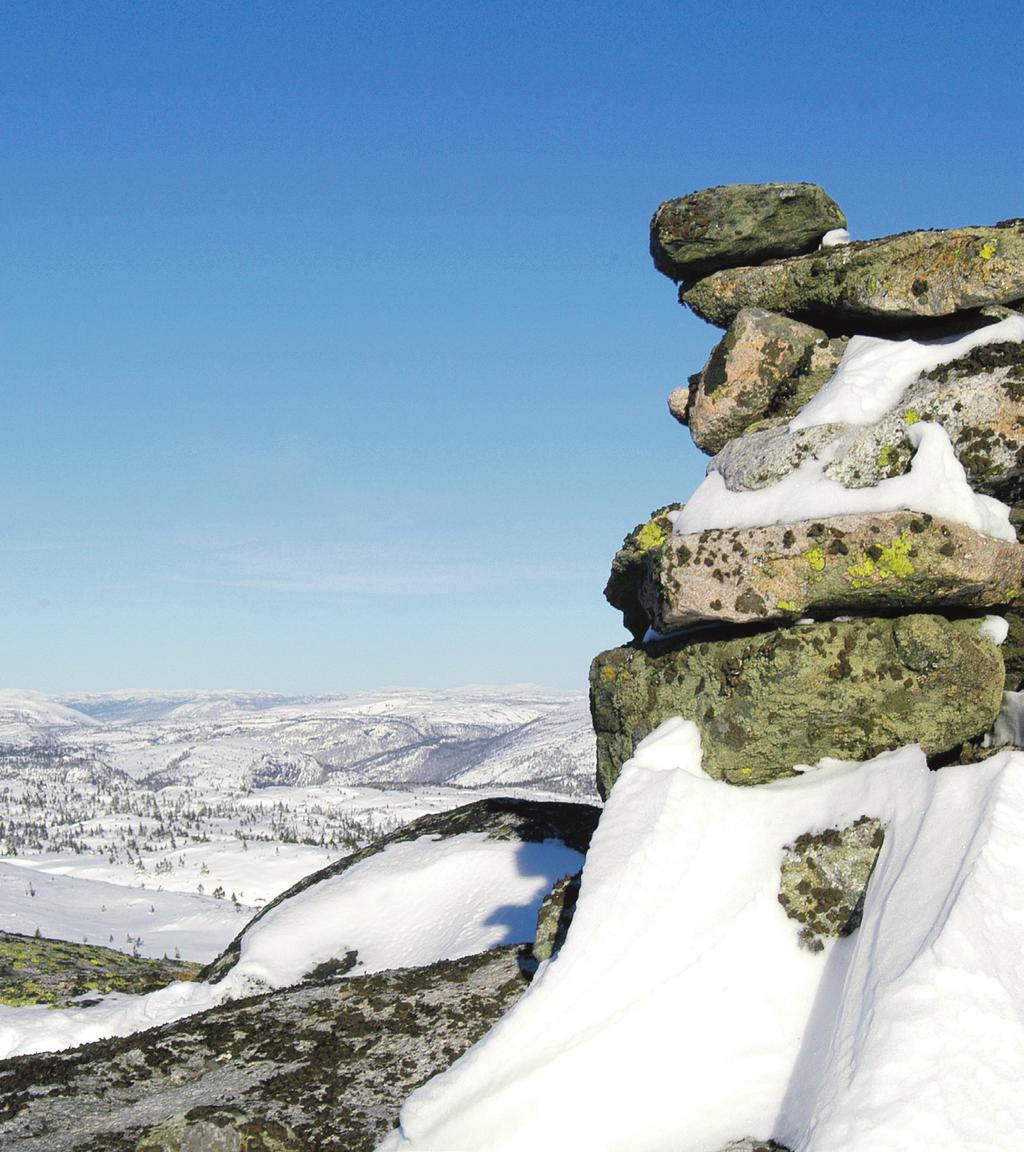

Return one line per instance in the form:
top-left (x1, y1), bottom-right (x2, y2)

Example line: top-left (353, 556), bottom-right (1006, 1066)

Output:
top-left (379, 719), bottom-right (1024, 1152)
top-left (790, 314), bottom-right (1024, 430)
top-left (979, 615), bottom-right (1010, 645)
top-left (0, 830), bottom-right (582, 1060)
top-left (671, 421), bottom-right (1015, 541)
top-left (228, 832), bottom-right (583, 989)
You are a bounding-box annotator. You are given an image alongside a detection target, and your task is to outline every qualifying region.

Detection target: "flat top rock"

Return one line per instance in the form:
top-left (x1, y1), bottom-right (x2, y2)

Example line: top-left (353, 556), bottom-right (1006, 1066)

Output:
top-left (651, 182), bottom-right (846, 282)
top-left (681, 222), bottom-right (1024, 332)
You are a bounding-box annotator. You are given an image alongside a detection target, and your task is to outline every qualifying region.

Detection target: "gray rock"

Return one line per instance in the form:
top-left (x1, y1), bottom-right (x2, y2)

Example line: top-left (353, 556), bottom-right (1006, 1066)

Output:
top-left (680, 307), bottom-right (846, 455)
top-left (681, 221), bottom-right (1024, 332)
top-left (589, 615), bottom-right (1005, 797)
top-left (720, 1142), bottom-right (792, 1152)
top-left (641, 512), bottom-right (1024, 631)
top-left (650, 183), bottom-right (846, 282)
top-left (778, 816), bottom-right (885, 952)
top-left (0, 946), bottom-right (534, 1152)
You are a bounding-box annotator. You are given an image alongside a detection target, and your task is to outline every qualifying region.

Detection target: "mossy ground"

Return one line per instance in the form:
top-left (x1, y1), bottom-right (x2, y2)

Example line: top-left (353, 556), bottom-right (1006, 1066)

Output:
top-left (0, 931), bottom-right (200, 1008)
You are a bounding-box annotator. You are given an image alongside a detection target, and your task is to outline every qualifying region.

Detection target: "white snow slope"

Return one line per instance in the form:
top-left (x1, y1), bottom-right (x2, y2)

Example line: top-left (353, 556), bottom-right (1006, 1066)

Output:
top-left (0, 829), bottom-right (583, 1060)
top-left (380, 720), bottom-right (1024, 1152)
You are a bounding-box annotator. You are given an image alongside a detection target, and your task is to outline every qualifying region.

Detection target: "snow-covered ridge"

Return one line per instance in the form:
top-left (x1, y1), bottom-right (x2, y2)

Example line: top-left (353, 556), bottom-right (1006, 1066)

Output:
top-left (381, 721), bottom-right (1024, 1151)
top-left (0, 686), bottom-right (595, 794)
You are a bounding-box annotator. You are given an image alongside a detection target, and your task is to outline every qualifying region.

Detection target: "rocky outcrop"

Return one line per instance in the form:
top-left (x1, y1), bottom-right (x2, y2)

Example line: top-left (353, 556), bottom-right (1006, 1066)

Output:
top-left (202, 796), bottom-right (600, 985)
top-left (590, 615), bottom-right (1004, 796)
top-left (681, 221), bottom-right (1024, 332)
top-left (778, 816), bottom-right (885, 952)
top-left (674, 307), bottom-right (846, 454)
top-left (640, 512), bottom-right (1024, 631)
top-left (532, 871), bottom-right (581, 962)
top-left (650, 183), bottom-right (846, 282)
top-left (0, 946), bottom-right (534, 1151)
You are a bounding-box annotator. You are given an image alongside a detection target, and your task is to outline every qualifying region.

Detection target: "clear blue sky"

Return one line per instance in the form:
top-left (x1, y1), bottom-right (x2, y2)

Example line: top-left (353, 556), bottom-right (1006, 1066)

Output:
top-left (4, 0), bottom-right (1023, 693)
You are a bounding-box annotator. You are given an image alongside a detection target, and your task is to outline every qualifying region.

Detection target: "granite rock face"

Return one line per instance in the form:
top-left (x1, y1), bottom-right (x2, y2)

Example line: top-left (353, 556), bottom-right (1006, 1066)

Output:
top-left (677, 307), bottom-right (846, 455)
top-left (640, 512), bottom-right (1024, 631)
top-left (681, 222), bottom-right (1024, 332)
top-left (589, 615), bottom-right (1005, 796)
top-left (651, 183), bottom-right (846, 282)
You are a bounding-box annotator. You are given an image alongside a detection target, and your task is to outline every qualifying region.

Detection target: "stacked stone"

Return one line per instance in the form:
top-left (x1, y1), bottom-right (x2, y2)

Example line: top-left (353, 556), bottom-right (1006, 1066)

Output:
top-left (592, 182), bottom-right (1024, 803)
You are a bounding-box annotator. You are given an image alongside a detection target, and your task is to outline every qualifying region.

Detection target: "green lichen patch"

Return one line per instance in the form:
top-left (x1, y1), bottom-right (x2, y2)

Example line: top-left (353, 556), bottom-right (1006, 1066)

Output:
top-left (0, 932), bottom-right (200, 1008)
top-left (604, 504), bottom-right (683, 640)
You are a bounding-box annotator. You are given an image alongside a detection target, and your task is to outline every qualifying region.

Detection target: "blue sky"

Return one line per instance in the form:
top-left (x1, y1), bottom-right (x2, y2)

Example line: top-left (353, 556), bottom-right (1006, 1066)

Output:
top-left (4, 0), bottom-right (1023, 693)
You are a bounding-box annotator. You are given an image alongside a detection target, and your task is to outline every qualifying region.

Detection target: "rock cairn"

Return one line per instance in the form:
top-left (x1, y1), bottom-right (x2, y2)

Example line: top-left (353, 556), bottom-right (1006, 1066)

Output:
top-left (588, 185), bottom-right (1024, 1147)
top-left (590, 184), bottom-right (1024, 971)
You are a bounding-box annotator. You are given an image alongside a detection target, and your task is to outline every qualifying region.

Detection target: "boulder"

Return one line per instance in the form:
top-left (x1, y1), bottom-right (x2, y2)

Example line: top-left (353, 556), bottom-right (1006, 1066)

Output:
top-left (201, 797), bottom-right (600, 985)
top-left (777, 816), bottom-right (885, 952)
top-left (711, 337), bottom-right (1024, 504)
top-left (589, 615), bottom-right (1005, 796)
top-left (640, 512), bottom-right (1024, 631)
top-left (650, 183), bottom-right (846, 282)
top-left (680, 221), bottom-right (1024, 332)
top-left (676, 307), bottom-right (846, 455)
top-left (0, 946), bottom-right (534, 1152)
top-left (604, 504), bottom-right (683, 640)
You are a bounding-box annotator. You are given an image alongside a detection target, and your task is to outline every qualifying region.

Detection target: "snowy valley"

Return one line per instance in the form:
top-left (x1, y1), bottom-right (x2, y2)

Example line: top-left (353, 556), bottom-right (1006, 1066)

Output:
top-left (0, 686), bottom-right (595, 962)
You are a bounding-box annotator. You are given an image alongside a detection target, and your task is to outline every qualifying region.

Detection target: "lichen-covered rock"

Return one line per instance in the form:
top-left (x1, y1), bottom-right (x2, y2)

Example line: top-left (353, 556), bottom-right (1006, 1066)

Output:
top-left (681, 221), bottom-right (1024, 332)
top-left (201, 797), bottom-right (600, 985)
top-left (778, 816), bottom-right (885, 952)
top-left (0, 946), bottom-right (533, 1152)
top-left (675, 307), bottom-right (846, 455)
top-left (640, 513), bottom-right (1024, 631)
top-left (650, 183), bottom-right (846, 282)
top-left (604, 505), bottom-right (683, 639)
top-left (589, 615), bottom-right (1004, 796)
top-left (710, 337), bottom-right (1024, 507)
top-left (532, 871), bottom-right (581, 962)
top-left (0, 931), bottom-right (200, 1008)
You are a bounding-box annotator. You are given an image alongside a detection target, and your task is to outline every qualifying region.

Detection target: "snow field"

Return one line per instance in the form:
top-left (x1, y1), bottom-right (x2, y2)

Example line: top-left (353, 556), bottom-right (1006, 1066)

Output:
top-left (0, 829), bottom-right (583, 1060)
top-left (380, 720), bottom-right (1024, 1152)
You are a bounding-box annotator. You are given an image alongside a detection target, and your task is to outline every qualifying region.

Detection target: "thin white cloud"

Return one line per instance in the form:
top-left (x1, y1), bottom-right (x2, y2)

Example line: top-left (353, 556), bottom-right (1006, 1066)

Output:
top-left (169, 543), bottom-right (588, 597)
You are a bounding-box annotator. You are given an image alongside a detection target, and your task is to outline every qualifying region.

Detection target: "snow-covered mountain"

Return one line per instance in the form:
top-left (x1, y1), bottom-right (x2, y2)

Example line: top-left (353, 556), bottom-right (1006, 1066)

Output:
top-left (0, 686), bottom-right (596, 795)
